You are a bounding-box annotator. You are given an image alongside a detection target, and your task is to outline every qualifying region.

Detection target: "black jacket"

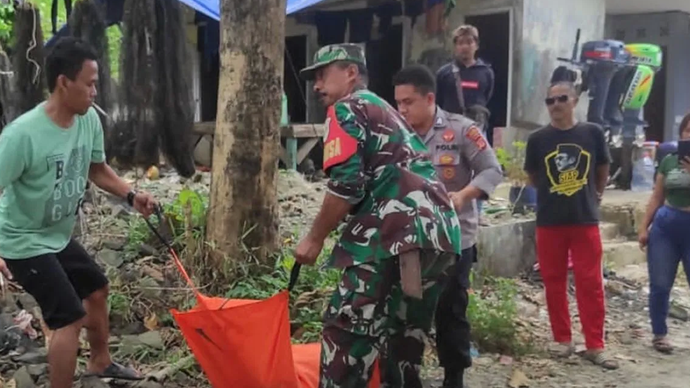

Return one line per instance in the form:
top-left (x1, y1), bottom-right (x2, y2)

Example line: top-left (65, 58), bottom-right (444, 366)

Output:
top-left (436, 59), bottom-right (495, 115)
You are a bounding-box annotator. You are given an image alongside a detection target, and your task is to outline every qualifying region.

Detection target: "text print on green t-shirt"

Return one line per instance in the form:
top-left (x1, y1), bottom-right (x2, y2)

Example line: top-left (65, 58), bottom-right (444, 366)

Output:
top-left (44, 145), bottom-right (90, 225)
top-left (0, 102), bottom-right (105, 259)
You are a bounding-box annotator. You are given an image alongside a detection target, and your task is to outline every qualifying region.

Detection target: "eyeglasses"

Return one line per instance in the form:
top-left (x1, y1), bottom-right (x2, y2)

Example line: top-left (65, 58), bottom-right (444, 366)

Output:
top-left (545, 95), bottom-right (569, 105)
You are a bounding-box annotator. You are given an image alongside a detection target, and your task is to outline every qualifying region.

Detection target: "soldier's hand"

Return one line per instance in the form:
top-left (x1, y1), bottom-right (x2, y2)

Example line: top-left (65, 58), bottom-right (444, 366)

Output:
top-left (295, 235), bottom-right (324, 266)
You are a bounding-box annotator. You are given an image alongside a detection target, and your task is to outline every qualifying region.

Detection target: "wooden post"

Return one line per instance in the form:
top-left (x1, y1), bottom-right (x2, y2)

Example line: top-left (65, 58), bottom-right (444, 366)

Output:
top-left (206, 0), bottom-right (286, 263)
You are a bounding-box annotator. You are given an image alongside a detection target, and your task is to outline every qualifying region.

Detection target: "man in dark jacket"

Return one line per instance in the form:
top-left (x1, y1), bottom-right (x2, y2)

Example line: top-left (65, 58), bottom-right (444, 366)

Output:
top-left (436, 24), bottom-right (494, 132)
top-left (437, 24), bottom-right (495, 221)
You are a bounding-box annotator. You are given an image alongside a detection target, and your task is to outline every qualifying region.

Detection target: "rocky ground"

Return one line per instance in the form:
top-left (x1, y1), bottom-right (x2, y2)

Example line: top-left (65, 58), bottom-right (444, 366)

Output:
top-left (1, 168), bottom-right (688, 388)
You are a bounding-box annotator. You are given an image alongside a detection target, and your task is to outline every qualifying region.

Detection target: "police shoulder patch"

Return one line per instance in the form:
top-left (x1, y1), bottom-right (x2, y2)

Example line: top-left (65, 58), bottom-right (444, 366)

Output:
top-left (465, 125), bottom-right (487, 151)
top-left (323, 105), bottom-right (359, 171)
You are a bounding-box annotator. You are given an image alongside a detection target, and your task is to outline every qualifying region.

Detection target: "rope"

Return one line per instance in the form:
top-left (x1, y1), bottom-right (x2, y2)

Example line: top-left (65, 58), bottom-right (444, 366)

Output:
top-left (25, 5), bottom-right (41, 85)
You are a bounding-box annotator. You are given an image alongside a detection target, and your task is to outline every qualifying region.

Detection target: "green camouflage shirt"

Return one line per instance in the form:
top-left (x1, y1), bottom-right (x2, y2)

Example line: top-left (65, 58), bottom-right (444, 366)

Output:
top-left (322, 88), bottom-right (462, 268)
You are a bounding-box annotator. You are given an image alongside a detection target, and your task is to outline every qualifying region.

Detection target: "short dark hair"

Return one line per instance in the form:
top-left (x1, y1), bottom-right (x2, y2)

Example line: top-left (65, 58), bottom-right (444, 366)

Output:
top-left (392, 64), bottom-right (436, 95)
top-left (548, 81), bottom-right (578, 96)
top-left (45, 37), bottom-right (98, 92)
top-left (680, 113), bottom-right (690, 137)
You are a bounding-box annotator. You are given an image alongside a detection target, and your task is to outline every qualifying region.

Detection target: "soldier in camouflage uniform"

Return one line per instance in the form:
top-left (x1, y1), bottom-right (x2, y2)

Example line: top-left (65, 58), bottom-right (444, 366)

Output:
top-left (294, 43), bottom-right (463, 388)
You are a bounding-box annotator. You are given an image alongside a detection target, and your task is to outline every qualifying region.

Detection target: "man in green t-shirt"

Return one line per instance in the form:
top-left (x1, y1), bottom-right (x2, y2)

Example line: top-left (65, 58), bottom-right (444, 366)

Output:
top-left (0, 38), bottom-right (157, 387)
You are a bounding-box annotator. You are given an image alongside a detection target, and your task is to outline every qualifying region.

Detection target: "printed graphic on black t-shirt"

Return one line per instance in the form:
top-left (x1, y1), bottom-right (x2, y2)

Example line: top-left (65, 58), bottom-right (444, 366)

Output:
top-left (545, 143), bottom-right (591, 196)
top-left (524, 123), bottom-right (610, 226)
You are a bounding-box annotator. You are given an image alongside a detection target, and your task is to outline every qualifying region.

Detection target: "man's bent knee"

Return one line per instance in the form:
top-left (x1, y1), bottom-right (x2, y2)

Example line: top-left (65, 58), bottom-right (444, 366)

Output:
top-left (86, 285), bottom-right (109, 303)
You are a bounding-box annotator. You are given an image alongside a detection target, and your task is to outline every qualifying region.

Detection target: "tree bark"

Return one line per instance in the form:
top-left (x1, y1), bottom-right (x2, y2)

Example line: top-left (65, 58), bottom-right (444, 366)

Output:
top-left (206, 0), bottom-right (285, 263)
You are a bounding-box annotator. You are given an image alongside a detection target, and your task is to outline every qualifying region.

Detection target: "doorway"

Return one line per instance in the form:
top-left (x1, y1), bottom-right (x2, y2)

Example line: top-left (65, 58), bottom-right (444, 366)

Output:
top-left (643, 46), bottom-right (666, 142)
top-left (366, 24), bottom-right (403, 106)
top-left (284, 35), bottom-right (308, 123)
top-left (464, 11), bottom-right (510, 144)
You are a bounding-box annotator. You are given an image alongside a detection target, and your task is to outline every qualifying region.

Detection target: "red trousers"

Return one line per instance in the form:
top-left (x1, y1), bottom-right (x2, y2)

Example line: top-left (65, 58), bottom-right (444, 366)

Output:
top-left (536, 225), bottom-right (605, 350)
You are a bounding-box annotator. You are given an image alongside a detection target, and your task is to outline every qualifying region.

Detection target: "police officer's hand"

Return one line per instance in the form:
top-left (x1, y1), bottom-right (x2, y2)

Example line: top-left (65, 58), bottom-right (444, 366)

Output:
top-left (449, 192), bottom-right (468, 210)
top-left (295, 235), bottom-right (324, 266)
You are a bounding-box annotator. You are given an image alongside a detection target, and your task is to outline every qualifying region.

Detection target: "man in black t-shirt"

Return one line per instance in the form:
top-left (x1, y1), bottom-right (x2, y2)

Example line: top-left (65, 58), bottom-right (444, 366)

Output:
top-left (523, 82), bottom-right (618, 370)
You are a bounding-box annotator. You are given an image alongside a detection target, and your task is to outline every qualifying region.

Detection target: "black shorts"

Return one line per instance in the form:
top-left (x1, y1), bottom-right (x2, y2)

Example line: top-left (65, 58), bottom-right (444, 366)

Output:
top-left (5, 239), bottom-right (109, 330)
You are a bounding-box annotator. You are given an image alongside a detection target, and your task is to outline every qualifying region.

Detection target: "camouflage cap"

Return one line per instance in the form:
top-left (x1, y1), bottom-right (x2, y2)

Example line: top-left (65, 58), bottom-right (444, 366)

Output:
top-left (299, 43), bottom-right (366, 80)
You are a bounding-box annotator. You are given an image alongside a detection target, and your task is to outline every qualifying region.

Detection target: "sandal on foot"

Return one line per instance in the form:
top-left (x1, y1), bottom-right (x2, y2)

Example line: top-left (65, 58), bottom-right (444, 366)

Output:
top-left (584, 350), bottom-right (619, 370)
top-left (653, 336), bottom-right (674, 354)
top-left (548, 342), bottom-right (574, 358)
top-left (83, 362), bottom-right (144, 381)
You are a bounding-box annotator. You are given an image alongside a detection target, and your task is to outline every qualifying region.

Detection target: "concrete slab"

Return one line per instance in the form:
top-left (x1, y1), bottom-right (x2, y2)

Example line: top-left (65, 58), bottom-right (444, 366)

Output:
top-left (601, 189), bottom-right (651, 207)
top-left (599, 222), bottom-right (620, 241)
top-left (603, 240), bottom-right (646, 268)
top-left (193, 134), bottom-right (213, 167)
top-left (476, 219), bottom-right (536, 278)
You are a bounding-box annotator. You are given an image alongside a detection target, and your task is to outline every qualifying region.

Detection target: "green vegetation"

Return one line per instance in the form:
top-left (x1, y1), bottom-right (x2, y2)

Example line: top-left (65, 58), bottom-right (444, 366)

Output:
top-left (124, 187), bottom-right (342, 343)
top-left (495, 140), bottom-right (528, 187)
top-left (467, 273), bottom-right (532, 357)
top-left (0, 0), bottom-right (122, 80)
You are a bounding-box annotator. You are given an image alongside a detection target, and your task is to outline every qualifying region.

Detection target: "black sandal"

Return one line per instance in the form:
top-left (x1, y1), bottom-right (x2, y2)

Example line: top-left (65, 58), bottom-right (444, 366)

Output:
top-left (83, 362), bottom-right (144, 381)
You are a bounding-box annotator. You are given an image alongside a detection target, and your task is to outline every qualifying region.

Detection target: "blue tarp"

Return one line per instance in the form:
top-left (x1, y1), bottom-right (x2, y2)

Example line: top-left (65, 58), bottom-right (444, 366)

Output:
top-left (46, 0), bottom-right (327, 47)
top-left (179, 0), bottom-right (327, 20)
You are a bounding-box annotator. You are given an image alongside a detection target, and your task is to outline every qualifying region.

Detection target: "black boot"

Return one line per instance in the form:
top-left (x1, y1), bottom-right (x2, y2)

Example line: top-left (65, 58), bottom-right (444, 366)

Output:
top-left (442, 368), bottom-right (465, 388)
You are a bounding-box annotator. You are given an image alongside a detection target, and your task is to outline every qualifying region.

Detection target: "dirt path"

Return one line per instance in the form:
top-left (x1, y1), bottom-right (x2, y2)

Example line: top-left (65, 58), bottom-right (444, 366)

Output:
top-left (426, 266), bottom-right (690, 388)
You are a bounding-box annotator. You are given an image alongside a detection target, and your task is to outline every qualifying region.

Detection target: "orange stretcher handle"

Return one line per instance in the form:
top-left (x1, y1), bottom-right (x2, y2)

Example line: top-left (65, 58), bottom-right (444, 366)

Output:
top-left (143, 205), bottom-right (302, 303)
top-left (143, 205), bottom-right (201, 299)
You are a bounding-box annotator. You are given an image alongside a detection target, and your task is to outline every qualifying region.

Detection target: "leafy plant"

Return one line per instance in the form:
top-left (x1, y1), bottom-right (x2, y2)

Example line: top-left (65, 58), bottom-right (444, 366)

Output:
top-left (467, 275), bottom-right (531, 356)
top-left (0, 3), bottom-right (14, 49)
top-left (225, 243), bottom-right (340, 344)
top-left (495, 141), bottom-right (529, 187)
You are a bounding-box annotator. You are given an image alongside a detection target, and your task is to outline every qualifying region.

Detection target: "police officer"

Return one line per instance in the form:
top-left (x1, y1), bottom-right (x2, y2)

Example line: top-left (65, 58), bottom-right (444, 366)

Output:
top-left (394, 64), bottom-right (503, 388)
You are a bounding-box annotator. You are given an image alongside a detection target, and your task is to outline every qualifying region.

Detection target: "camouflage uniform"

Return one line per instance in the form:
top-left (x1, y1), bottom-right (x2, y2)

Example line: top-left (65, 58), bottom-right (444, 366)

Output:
top-left (300, 44), bottom-right (462, 388)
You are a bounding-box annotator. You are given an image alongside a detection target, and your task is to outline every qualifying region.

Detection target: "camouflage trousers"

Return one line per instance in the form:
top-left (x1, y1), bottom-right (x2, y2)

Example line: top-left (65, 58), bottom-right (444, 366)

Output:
top-left (318, 249), bottom-right (455, 388)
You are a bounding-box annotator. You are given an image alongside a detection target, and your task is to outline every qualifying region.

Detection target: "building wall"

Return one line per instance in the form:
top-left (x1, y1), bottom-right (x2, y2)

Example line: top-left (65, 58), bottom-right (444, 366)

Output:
top-left (519, 0), bottom-right (605, 127)
top-left (606, 11), bottom-right (690, 141)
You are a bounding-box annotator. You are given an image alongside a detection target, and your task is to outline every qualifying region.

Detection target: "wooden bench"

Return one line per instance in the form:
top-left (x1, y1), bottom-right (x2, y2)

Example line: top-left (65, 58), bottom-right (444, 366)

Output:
top-left (192, 121), bottom-right (325, 170)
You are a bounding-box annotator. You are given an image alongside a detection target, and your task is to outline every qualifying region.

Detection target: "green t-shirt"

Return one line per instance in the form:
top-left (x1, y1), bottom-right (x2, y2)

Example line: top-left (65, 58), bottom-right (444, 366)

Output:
top-left (659, 154), bottom-right (690, 208)
top-left (0, 103), bottom-right (105, 259)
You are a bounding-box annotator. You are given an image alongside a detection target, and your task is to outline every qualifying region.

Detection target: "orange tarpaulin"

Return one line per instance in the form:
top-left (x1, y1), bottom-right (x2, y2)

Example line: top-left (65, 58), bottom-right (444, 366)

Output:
top-left (171, 291), bottom-right (380, 388)
top-left (147, 209), bottom-right (380, 388)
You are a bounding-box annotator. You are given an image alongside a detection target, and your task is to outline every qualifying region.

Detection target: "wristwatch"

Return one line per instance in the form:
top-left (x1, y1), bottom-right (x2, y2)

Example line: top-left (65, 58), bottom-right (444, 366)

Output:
top-left (126, 190), bottom-right (137, 207)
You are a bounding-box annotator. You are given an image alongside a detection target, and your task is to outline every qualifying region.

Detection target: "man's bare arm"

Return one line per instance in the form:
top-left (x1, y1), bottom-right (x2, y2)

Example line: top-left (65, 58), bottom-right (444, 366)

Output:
top-left (88, 162), bottom-right (132, 199)
top-left (595, 164), bottom-right (609, 198)
top-left (308, 193), bottom-right (353, 242)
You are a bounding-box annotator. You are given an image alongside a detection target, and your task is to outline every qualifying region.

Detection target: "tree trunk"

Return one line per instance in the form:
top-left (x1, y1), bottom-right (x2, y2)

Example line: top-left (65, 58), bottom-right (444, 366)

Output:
top-left (206, 0), bottom-right (285, 263)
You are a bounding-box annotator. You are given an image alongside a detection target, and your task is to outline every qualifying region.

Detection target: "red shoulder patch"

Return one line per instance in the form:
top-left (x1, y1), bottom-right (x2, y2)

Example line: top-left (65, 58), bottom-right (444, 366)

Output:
top-left (323, 106), bottom-right (359, 171)
top-left (465, 125), bottom-right (487, 151)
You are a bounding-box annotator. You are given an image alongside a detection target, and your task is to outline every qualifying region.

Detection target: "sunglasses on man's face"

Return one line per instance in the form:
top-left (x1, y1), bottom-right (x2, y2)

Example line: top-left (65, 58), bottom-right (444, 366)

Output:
top-left (545, 95), bottom-right (569, 105)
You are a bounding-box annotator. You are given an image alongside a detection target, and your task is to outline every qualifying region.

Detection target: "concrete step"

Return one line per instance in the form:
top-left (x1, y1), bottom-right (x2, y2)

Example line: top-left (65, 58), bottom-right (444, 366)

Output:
top-left (599, 222), bottom-right (620, 241)
top-left (603, 240), bottom-right (645, 269)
